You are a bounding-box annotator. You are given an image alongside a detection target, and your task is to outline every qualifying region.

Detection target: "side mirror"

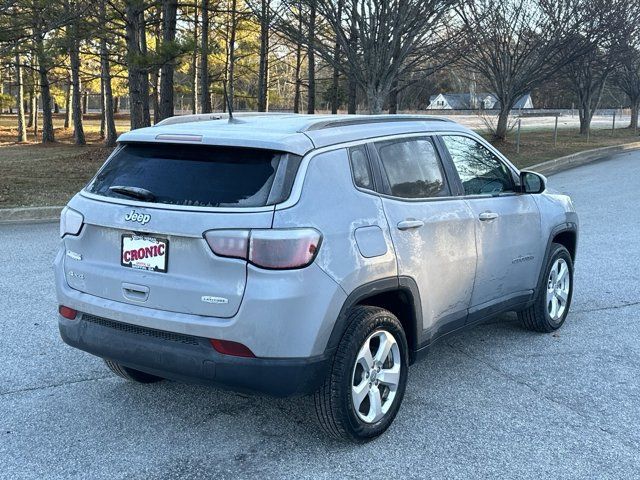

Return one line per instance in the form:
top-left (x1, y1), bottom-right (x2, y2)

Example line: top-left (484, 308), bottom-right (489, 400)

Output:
top-left (520, 170), bottom-right (546, 194)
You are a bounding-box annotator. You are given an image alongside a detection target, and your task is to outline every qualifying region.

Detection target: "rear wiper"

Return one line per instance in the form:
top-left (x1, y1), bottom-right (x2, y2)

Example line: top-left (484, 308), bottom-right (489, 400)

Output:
top-left (109, 185), bottom-right (157, 202)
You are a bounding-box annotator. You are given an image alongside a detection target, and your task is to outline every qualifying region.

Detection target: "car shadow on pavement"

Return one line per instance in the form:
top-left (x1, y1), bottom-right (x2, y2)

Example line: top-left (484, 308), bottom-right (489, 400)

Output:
top-left (98, 312), bottom-right (527, 447)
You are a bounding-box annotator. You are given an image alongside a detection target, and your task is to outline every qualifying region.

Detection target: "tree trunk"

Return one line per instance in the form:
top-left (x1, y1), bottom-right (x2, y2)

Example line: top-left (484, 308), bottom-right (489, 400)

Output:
top-left (578, 109), bottom-right (593, 135)
top-left (347, 0), bottom-right (357, 114)
top-left (577, 91), bottom-right (594, 135)
top-left (366, 87), bottom-right (386, 115)
top-left (306, 0), bottom-right (316, 114)
top-left (38, 67), bottom-right (54, 143)
top-left (630, 99), bottom-right (639, 131)
top-left (257, 0), bottom-right (270, 112)
top-left (200, 0), bottom-right (211, 113)
top-left (152, 28), bottom-right (160, 123)
top-left (495, 106), bottom-right (511, 141)
top-left (330, 0), bottom-right (342, 114)
top-left (100, 0), bottom-right (117, 146)
top-left (191, 1), bottom-right (199, 114)
top-left (69, 21), bottom-right (86, 145)
top-left (28, 90), bottom-right (34, 128)
top-left (100, 76), bottom-right (106, 138)
top-left (15, 51), bottom-right (27, 142)
top-left (227, 0), bottom-right (238, 110)
top-left (293, 4), bottom-right (302, 114)
top-left (574, 76), bottom-right (607, 136)
top-left (64, 77), bottom-right (71, 128)
top-left (158, 0), bottom-right (178, 120)
top-left (34, 34), bottom-right (54, 143)
top-left (388, 87), bottom-right (398, 114)
top-left (139, 10), bottom-right (151, 125)
top-left (125, 0), bottom-right (145, 129)
top-left (32, 89), bottom-right (38, 137)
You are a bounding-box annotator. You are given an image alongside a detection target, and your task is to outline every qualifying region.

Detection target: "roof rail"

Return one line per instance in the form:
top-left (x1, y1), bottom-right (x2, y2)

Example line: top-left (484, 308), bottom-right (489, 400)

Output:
top-left (301, 115), bottom-right (454, 132)
top-left (155, 111), bottom-right (295, 127)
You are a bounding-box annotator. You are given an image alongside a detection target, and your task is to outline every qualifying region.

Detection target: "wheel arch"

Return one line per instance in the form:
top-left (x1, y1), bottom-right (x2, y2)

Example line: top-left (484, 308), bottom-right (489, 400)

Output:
top-left (552, 228), bottom-right (577, 261)
top-left (534, 222), bottom-right (578, 300)
top-left (326, 277), bottom-right (422, 363)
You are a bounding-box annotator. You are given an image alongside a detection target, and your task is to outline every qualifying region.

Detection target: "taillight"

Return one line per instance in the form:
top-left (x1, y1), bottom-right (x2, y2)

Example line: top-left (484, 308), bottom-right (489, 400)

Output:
top-left (204, 228), bottom-right (321, 270)
top-left (204, 229), bottom-right (249, 259)
top-left (60, 207), bottom-right (84, 238)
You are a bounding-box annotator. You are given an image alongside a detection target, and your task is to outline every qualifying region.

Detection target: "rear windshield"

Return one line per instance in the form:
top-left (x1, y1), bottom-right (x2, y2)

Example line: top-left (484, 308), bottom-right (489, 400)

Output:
top-left (86, 143), bottom-right (297, 207)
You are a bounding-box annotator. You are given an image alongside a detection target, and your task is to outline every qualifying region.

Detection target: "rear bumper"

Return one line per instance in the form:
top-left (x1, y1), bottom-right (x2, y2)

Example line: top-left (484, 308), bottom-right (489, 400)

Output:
top-left (54, 247), bottom-right (346, 359)
top-left (59, 313), bottom-right (333, 397)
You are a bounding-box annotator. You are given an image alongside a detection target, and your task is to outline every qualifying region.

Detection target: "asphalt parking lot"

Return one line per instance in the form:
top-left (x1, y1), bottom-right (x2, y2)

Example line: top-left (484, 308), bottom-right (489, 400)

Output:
top-left (1, 152), bottom-right (639, 479)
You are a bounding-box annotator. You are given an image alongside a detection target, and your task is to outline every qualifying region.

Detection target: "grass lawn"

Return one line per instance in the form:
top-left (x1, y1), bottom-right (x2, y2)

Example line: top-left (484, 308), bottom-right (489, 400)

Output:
top-left (0, 114), bottom-right (121, 208)
top-left (1, 113), bottom-right (639, 208)
top-left (486, 127), bottom-right (640, 169)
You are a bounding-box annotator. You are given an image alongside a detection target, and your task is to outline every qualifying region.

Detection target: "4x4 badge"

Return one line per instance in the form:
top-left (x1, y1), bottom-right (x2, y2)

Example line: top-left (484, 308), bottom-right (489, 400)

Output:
top-left (124, 210), bottom-right (151, 225)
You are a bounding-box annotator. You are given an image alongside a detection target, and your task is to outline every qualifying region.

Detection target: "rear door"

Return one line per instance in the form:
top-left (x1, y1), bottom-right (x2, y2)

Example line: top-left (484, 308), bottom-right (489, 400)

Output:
top-left (373, 136), bottom-right (477, 338)
top-left (62, 143), bottom-right (298, 318)
top-left (439, 134), bottom-right (543, 311)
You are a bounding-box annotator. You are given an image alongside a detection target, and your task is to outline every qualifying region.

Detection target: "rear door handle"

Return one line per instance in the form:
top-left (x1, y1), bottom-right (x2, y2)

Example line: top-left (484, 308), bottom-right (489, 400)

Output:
top-left (397, 219), bottom-right (424, 230)
top-left (122, 283), bottom-right (150, 302)
top-left (478, 212), bottom-right (499, 221)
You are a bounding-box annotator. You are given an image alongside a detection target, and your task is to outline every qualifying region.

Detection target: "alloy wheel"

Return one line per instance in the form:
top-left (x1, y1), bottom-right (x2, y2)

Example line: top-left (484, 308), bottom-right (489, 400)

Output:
top-left (351, 330), bottom-right (402, 423)
top-left (546, 258), bottom-right (570, 321)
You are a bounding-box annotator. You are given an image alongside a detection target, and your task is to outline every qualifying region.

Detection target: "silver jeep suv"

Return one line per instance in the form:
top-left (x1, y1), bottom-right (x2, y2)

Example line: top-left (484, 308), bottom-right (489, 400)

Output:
top-left (55, 114), bottom-right (578, 441)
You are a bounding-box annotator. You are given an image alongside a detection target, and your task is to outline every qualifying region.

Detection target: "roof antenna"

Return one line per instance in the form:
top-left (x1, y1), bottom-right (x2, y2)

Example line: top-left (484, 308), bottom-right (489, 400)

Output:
top-left (223, 82), bottom-right (243, 124)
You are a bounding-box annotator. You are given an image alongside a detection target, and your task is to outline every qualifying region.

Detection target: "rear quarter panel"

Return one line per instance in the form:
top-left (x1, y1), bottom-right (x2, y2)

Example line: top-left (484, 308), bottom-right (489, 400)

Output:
top-left (273, 148), bottom-right (398, 294)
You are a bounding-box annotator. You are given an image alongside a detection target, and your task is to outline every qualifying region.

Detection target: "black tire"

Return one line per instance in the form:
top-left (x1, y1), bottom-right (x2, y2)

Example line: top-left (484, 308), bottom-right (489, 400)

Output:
top-left (103, 359), bottom-right (164, 383)
top-left (314, 306), bottom-right (409, 441)
top-left (518, 243), bottom-right (574, 332)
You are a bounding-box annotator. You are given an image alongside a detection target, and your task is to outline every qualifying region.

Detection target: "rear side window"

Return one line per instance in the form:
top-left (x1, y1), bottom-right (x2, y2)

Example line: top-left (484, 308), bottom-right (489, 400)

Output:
top-left (349, 146), bottom-right (373, 190)
top-left (376, 137), bottom-right (448, 199)
top-left (87, 144), bottom-right (299, 207)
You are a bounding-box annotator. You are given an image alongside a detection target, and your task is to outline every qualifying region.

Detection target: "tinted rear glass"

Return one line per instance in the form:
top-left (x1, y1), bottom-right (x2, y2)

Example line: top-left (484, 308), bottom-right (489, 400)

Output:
top-left (87, 144), bottom-right (286, 207)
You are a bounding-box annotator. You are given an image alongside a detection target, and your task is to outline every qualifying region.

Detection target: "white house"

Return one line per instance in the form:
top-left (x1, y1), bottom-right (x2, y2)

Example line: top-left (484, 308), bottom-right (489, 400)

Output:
top-left (427, 92), bottom-right (534, 110)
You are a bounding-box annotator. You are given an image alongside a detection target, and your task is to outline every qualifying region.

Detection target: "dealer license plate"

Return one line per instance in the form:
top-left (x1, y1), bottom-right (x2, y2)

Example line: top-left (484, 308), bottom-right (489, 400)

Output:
top-left (121, 234), bottom-right (169, 272)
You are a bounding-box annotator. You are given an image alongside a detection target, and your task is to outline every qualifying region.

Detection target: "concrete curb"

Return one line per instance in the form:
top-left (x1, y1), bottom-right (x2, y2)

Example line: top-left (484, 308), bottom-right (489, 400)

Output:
top-left (0, 206), bottom-right (63, 225)
top-left (529, 141), bottom-right (640, 176)
top-left (2, 140), bottom-right (640, 225)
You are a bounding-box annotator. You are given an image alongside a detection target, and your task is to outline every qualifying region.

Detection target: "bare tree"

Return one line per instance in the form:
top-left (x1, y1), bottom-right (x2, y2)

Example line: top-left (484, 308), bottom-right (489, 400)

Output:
top-left (457, 0), bottom-right (590, 140)
top-left (612, 17), bottom-right (640, 131)
top-left (564, 0), bottom-right (640, 135)
top-left (616, 48), bottom-right (640, 131)
top-left (275, 0), bottom-right (457, 114)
